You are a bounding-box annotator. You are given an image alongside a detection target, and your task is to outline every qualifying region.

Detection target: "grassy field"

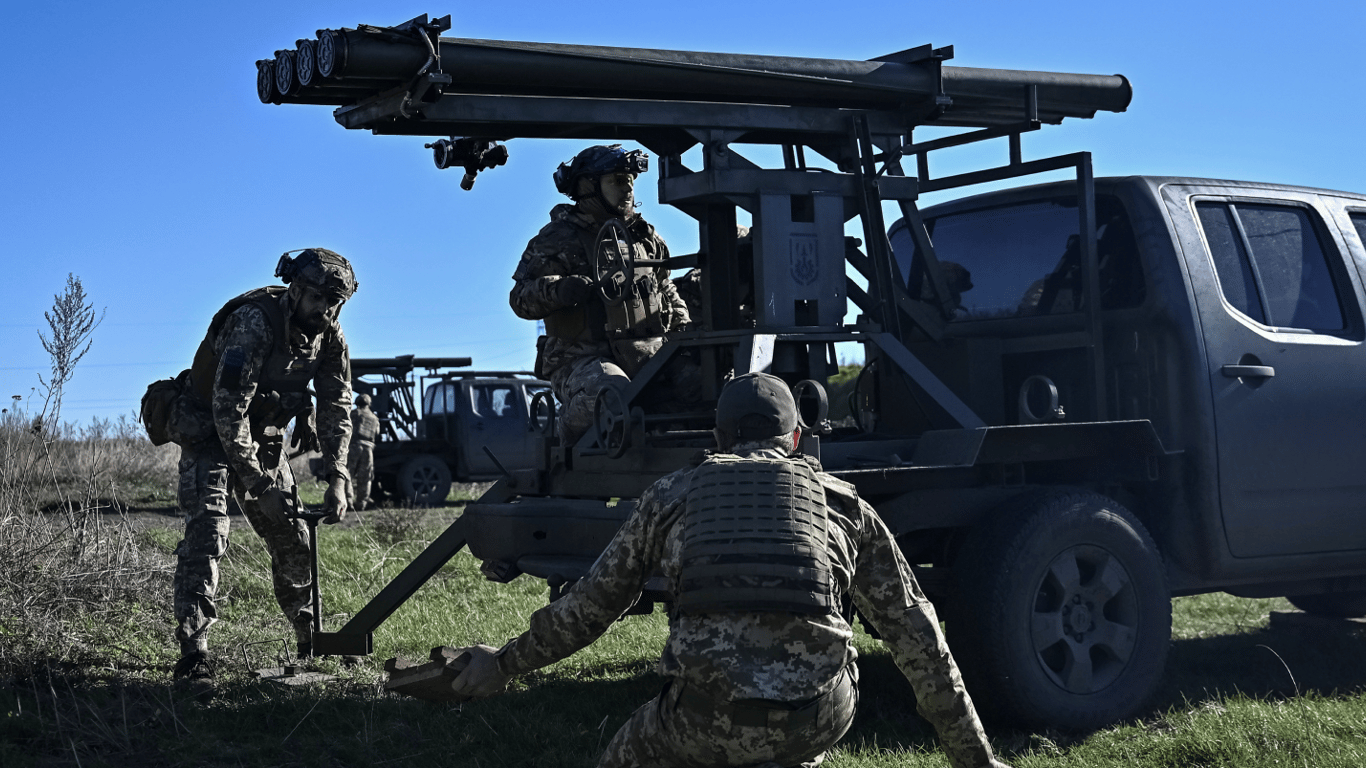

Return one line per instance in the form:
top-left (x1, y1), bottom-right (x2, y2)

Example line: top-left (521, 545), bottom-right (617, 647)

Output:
top-left (4, 470), bottom-right (1366, 768)
top-left (1, 398), bottom-right (1365, 767)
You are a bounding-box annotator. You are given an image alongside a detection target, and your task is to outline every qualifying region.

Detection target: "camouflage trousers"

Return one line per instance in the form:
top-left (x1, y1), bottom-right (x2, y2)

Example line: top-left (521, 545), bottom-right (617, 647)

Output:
top-left (348, 441), bottom-right (375, 510)
top-left (597, 665), bottom-right (858, 768)
top-left (173, 440), bottom-right (316, 654)
top-left (550, 350), bottom-right (703, 446)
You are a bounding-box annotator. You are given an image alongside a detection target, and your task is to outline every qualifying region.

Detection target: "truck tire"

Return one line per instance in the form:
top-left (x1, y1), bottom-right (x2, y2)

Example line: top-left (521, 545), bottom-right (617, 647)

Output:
top-left (397, 455), bottom-right (452, 506)
top-left (953, 491), bottom-right (1170, 730)
top-left (1287, 591), bottom-right (1366, 618)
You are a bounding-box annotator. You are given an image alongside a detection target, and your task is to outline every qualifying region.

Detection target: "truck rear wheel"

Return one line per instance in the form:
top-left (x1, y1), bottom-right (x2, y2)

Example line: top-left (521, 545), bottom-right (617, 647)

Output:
top-left (953, 491), bottom-right (1170, 730)
top-left (398, 455), bottom-right (452, 506)
top-left (1287, 591), bottom-right (1366, 618)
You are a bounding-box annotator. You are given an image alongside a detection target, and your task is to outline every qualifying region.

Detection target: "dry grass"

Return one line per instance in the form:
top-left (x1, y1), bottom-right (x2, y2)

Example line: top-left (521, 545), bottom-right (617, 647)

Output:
top-left (0, 407), bottom-right (179, 676)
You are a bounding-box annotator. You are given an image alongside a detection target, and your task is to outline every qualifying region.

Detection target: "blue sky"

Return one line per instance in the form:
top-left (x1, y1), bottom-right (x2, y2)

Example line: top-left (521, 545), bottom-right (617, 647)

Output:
top-left (2, 0), bottom-right (1362, 424)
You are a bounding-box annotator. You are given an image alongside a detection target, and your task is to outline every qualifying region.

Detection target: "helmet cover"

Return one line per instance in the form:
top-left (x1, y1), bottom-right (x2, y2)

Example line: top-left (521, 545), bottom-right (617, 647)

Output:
top-left (275, 248), bottom-right (358, 301)
top-left (553, 144), bottom-right (649, 198)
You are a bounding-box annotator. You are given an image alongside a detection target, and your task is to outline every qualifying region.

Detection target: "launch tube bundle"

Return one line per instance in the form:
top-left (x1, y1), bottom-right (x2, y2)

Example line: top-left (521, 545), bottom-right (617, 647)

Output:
top-left (257, 13), bottom-right (1131, 139)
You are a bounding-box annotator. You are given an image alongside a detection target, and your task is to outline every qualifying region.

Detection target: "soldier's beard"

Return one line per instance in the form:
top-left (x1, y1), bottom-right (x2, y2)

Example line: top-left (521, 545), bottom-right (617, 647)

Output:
top-left (293, 308), bottom-right (333, 335)
top-left (579, 191), bottom-right (636, 223)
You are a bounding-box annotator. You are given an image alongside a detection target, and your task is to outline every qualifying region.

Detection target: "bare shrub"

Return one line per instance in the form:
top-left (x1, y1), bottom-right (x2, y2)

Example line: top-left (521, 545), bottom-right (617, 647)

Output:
top-left (0, 277), bottom-right (175, 675)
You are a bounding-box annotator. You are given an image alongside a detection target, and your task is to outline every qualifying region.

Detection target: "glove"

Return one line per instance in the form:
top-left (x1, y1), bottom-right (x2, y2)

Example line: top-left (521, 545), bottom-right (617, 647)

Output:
top-left (556, 275), bottom-right (595, 306)
top-left (291, 410), bottom-right (320, 454)
top-left (450, 644), bottom-right (510, 699)
top-left (256, 487), bottom-right (291, 528)
top-left (322, 476), bottom-right (349, 525)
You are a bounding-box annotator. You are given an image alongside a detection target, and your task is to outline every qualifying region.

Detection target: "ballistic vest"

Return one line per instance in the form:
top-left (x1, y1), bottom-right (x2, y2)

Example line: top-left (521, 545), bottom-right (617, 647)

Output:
top-left (188, 286), bottom-right (328, 428)
top-left (542, 220), bottom-right (667, 343)
top-left (675, 455), bottom-right (838, 616)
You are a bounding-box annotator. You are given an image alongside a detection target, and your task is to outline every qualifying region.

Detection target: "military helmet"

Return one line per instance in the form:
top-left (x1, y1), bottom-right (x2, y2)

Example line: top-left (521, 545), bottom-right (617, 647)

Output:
top-left (275, 248), bottom-right (358, 301)
top-left (553, 144), bottom-right (649, 198)
top-left (355, 393), bottom-right (372, 408)
top-left (715, 372), bottom-right (799, 441)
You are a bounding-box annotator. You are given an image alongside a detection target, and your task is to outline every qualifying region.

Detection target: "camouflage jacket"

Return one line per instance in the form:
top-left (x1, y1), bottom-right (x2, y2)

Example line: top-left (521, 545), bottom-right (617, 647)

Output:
top-left (210, 298), bottom-right (352, 493)
top-left (509, 204), bottom-right (690, 379)
top-left (351, 406), bottom-right (380, 446)
top-left (495, 444), bottom-right (998, 768)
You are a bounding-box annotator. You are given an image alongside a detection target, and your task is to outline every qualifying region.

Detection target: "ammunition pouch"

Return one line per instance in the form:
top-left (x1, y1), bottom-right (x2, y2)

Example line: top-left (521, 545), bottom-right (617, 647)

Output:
top-left (544, 301), bottom-right (609, 342)
top-left (604, 270), bottom-right (667, 340)
top-left (533, 336), bottom-right (548, 379)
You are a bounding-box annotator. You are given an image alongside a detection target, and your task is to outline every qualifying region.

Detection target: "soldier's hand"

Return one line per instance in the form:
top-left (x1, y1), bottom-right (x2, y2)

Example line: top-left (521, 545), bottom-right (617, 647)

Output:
top-left (256, 487), bottom-right (291, 528)
top-left (322, 476), bottom-right (349, 524)
top-left (556, 275), bottom-right (595, 306)
top-left (450, 644), bottom-right (510, 699)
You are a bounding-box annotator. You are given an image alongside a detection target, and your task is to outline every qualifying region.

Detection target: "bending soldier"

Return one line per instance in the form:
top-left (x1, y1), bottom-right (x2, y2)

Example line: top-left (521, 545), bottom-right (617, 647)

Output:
top-left (509, 144), bottom-right (696, 444)
top-left (171, 248), bottom-right (357, 680)
top-left (348, 393), bottom-right (380, 511)
top-left (451, 372), bottom-right (1011, 768)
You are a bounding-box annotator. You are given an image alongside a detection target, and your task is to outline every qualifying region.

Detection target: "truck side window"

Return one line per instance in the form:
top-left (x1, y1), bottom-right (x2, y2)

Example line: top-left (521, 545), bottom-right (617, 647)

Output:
top-left (471, 385), bottom-right (515, 418)
top-left (424, 382), bottom-right (458, 416)
top-left (1350, 212), bottom-right (1366, 251)
top-left (1196, 202), bottom-right (1344, 331)
top-left (891, 194), bottom-right (1142, 320)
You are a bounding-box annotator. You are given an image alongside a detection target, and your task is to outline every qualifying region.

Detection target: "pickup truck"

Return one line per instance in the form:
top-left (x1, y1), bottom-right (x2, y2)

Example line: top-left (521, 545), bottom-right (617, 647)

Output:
top-left (339, 357), bottom-right (553, 505)
top-left (872, 175), bottom-right (1366, 724)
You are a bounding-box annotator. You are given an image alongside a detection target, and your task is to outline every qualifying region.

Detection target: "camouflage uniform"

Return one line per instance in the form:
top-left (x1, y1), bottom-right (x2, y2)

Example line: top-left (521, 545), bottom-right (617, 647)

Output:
top-left (348, 401), bottom-right (380, 510)
top-left (493, 442), bottom-right (1000, 768)
top-left (510, 204), bottom-right (696, 443)
top-left (173, 295), bottom-right (352, 654)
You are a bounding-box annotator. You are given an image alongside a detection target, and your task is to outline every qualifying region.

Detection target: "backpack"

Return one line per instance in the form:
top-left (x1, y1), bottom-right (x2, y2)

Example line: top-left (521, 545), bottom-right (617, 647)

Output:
top-left (140, 370), bottom-right (191, 446)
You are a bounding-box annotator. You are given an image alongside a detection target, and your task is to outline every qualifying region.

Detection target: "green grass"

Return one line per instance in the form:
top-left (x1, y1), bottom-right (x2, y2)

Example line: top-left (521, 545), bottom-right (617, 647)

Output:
top-left (6, 509), bottom-right (1366, 767)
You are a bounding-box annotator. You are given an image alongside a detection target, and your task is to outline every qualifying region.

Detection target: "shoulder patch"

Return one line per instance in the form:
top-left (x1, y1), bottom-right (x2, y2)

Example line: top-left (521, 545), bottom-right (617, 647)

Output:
top-left (219, 347), bottom-right (245, 390)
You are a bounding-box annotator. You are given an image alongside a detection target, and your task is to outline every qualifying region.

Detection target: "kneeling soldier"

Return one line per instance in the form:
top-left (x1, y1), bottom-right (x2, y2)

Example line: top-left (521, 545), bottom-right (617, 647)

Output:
top-left (451, 372), bottom-right (1010, 768)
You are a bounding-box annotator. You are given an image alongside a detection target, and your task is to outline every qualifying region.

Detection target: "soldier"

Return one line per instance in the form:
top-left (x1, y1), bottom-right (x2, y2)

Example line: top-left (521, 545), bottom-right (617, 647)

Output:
top-left (171, 248), bottom-right (357, 680)
top-left (451, 372), bottom-right (1011, 768)
top-left (509, 144), bottom-right (695, 444)
top-left (348, 393), bottom-right (380, 511)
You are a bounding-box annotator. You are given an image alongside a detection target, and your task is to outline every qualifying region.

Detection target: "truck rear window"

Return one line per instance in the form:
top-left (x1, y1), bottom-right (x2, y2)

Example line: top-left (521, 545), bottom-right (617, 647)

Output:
top-left (890, 194), bottom-right (1142, 320)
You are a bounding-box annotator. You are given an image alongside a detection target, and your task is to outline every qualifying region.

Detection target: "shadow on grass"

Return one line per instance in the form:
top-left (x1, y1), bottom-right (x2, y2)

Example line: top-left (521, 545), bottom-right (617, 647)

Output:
top-left (1153, 618), bottom-right (1366, 708)
top-left (1, 658), bottom-right (665, 768)
top-left (6, 620), bottom-right (1363, 768)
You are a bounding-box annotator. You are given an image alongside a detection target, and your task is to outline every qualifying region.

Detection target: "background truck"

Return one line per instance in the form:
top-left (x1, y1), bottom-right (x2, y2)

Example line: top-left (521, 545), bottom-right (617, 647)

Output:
top-left (344, 356), bottom-right (552, 505)
top-left (264, 15), bottom-right (1366, 730)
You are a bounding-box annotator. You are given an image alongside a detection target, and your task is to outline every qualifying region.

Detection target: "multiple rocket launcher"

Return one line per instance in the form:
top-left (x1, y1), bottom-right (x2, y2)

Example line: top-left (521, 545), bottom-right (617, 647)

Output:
top-left (256, 14), bottom-right (1132, 133)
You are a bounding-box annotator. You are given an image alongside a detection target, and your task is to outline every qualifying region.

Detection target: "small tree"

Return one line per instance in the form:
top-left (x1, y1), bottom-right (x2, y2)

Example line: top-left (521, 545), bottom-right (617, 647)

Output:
top-left (37, 273), bottom-right (105, 425)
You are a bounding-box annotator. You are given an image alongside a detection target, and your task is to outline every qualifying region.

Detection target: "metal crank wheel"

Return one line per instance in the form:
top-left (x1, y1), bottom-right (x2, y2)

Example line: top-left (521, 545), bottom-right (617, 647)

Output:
top-left (593, 386), bottom-right (631, 458)
top-left (530, 389), bottom-right (558, 438)
top-left (593, 218), bottom-right (636, 307)
top-left (792, 379), bottom-right (829, 431)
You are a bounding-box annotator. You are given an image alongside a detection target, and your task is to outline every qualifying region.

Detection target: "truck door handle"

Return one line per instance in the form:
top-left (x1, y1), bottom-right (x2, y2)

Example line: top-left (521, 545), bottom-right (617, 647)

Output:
top-left (1221, 364), bottom-right (1275, 379)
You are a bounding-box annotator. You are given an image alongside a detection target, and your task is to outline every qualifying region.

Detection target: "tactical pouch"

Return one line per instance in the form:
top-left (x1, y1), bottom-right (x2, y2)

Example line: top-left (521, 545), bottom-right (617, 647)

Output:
top-left (141, 370), bottom-right (215, 448)
top-left (140, 373), bottom-right (185, 446)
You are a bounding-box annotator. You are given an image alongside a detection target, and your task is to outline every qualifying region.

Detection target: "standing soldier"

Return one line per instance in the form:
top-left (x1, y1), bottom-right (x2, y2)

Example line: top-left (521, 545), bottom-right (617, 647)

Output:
top-left (509, 144), bottom-right (695, 445)
top-left (450, 372), bottom-right (1012, 768)
top-left (171, 248), bottom-right (357, 680)
top-left (348, 393), bottom-right (380, 511)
